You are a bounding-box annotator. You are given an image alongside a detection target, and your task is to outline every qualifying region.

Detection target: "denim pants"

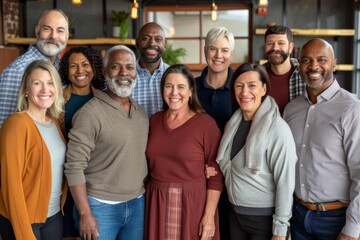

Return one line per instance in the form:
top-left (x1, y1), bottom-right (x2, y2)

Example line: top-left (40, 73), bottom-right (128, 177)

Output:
top-left (74, 195), bottom-right (145, 240)
top-left (291, 200), bottom-right (347, 240)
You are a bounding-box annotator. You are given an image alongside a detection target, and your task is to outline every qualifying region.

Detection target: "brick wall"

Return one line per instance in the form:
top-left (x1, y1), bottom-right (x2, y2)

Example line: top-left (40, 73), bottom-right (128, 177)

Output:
top-left (3, 0), bottom-right (19, 40)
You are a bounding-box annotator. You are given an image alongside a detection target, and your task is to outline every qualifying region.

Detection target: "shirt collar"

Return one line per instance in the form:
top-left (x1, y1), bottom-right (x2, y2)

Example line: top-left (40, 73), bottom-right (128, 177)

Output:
top-left (29, 45), bottom-right (61, 68)
top-left (136, 58), bottom-right (167, 74)
top-left (198, 66), bottom-right (233, 90)
top-left (304, 79), bottom-right (340, 103)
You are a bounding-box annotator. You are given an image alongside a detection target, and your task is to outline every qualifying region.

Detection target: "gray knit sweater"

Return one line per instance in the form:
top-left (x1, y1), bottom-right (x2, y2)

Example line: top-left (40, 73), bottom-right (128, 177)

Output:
top-left (65, 90), bottom-right (149, 201)
top-left (216, 97), bottom-right (297, 236)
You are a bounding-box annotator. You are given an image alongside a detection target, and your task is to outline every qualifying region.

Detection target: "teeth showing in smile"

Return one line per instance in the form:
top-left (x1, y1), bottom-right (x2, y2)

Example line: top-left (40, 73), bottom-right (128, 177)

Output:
top-left (76, 76), bottom-right (86, 80)
top-left (241, 98), bottom-right (252, 103)
top-left (117, 80), bottom-right (131, 86)
top-left (308, 73), bottom-right (321, 78)
top-left (38, 96), bottom-right (51, 100)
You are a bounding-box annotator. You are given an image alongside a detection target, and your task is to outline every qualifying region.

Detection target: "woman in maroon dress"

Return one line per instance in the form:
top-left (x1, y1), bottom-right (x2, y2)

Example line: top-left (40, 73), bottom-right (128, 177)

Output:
top-left (145, 64), bottom-right (223, 240)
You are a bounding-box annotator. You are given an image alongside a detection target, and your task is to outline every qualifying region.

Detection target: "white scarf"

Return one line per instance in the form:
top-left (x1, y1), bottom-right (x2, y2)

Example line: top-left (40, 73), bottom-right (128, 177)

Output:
top-left (216, 96), bottom-right (280, 174)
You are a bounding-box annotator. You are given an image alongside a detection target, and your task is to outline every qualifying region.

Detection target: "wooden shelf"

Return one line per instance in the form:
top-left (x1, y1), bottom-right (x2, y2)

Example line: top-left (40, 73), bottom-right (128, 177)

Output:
top-left (6, 37), bottom-right (136, 46)
top-left (255, 28), bottom-right (355, 37)
top-left (259, 59), bottom-right (353, 71)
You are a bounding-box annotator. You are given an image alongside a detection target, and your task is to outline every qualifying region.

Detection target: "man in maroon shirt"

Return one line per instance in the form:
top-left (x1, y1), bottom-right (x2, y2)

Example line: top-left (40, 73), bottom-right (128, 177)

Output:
top-left (262, 25), bottom-right (306, 114)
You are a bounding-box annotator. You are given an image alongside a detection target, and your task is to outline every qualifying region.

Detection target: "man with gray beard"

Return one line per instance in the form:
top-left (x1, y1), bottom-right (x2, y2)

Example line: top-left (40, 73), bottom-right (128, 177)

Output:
top-left (262, 25), bottom-right (306, 114)
top-left (65, 45), bottom-right (149, 240)
top-left (0, 9), bottom-right (69, 126)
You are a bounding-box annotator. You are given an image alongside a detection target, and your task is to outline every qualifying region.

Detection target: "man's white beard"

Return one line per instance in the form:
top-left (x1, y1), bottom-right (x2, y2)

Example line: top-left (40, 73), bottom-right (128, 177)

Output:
top-left (36, 37), bottom-right (66, 57)
top-left (106, 75), bottom-right (136, 98)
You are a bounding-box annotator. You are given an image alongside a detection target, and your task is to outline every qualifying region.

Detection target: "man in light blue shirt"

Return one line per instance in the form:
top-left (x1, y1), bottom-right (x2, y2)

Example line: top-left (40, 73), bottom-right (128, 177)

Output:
top-left (0, 9), bottom-right (69, 126)
top-left (283, 38), bottom-right (360, 240)
top-left (132, 22), bottom-right (169, 116)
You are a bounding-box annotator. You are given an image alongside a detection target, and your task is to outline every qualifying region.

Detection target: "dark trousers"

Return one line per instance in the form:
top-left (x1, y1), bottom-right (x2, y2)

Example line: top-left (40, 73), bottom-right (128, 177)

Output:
top-left (218, 188), bottom-right (231, 240)
top-left (0, 212), bottom-right (62, 240)
top-left (229, 208), bottom-right (275, 240)
top-left (291, 200), bottom-right (347, 240)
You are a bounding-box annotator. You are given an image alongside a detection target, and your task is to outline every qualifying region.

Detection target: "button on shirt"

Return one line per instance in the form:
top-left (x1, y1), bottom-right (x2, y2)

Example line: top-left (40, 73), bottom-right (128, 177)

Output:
top-left (132, 59), bottom-right (169, 116)
top-left (0, 45), bottom-right (60, 126)
top-left (283, 80), bottom-right (360, 238)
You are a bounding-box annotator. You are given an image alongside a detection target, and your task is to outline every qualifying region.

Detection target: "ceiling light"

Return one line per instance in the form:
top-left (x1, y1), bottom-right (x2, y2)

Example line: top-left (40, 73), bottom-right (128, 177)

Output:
top-left (211, 1), bottom-right (217, 22)
top-left (72, 0), bottom-right (82, 6)
top-left (131, 0), bottom-right (139, 19)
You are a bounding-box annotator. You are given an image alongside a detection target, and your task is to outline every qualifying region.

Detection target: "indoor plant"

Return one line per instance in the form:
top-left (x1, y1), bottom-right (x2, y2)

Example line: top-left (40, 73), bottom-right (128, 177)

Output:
top-left (111, 10), bottom-right (129, 39)
top-left (162, 43), bottom-right (187, 65)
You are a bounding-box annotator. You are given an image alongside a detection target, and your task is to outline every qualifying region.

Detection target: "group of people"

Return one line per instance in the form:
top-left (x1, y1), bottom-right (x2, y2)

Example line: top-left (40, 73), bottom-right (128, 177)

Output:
top-left (0, 8), bottom-right (359, 240)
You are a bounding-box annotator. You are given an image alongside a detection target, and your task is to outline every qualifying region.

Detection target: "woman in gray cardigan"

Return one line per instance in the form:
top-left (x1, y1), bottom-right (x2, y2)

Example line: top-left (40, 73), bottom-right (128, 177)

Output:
top-left (215, 63), bottom-right (297, 240)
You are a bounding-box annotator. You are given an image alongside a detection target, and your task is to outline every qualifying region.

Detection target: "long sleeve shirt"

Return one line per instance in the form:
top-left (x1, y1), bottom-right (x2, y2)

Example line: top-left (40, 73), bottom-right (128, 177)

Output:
top-left (217, 97), bottom-right (296, 236)
top-left (283, 80), bottom-right (360, 238)
top-left (65, 91), bottom-right (149, 201)
top-left (0, 45), bottom-right (60, 126)
top-left (0, 112), bottom-right (67, 240)
top-left (131, 59), bottom-right (169, 116)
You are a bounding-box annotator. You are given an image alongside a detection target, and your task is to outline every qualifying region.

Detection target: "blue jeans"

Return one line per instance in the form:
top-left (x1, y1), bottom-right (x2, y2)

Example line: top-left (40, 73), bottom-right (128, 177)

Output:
top-left (74, 195), bottom-right (145, 240)
top-left (291, 200), bottom-right (347, 240)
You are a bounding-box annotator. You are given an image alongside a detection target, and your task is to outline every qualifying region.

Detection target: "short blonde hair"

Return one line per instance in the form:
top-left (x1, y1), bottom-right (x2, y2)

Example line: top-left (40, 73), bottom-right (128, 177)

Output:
top-left (17, 60), bottom-right (64, 118)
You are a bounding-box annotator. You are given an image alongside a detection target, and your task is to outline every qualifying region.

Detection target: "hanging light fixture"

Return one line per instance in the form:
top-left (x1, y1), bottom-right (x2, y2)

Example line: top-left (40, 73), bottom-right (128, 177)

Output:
top-left (211, 1), bottom-right (217, 22)
top-left (131, 0), bottom-right (139, 20)
top-left (257, 0), bottom-right (268, 15)
top-left (258, 0), bottom-right (268, 7)
top-left (72, 0), bottom-right (82, 6)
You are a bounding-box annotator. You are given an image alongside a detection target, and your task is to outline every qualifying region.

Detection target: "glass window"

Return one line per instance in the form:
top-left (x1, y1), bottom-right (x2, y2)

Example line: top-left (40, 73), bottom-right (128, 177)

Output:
top-left (145, 5), bottom-right (251, 69)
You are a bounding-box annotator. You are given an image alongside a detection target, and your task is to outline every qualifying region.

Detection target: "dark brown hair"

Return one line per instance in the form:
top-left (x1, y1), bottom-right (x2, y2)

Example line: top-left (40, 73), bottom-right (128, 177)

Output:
top-left (265, 25), bottom-right (293, 42)
top-left (59, 46), bottom-right (106, 90)
top-left (160, 64), bottom-right (205, 113)
top-left (230, 63), bottom-right (271, 112)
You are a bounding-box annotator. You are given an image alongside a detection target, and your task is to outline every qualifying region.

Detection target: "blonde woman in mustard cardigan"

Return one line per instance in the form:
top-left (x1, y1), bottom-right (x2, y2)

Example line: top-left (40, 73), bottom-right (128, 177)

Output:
top-left (0, 60), bottom-right (67, 240)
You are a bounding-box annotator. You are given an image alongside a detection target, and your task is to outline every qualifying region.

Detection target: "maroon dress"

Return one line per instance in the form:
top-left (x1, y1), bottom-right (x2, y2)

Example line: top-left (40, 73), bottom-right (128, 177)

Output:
top-left (145, 111), bottom-right (223, 240)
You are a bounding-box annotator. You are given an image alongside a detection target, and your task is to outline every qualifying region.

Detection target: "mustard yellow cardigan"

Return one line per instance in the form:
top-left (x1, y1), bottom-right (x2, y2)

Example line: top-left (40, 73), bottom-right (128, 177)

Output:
top-left (0, 112), bottom-right (67, 240)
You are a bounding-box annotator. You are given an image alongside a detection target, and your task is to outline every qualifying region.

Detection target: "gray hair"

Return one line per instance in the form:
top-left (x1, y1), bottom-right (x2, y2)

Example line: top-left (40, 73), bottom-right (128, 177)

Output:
top-left (204, 27), bottom-right (235, 52)
top-left (103, 45), bottom-right (136, 69)
top-left (37, 9), bottom-right (69, 29)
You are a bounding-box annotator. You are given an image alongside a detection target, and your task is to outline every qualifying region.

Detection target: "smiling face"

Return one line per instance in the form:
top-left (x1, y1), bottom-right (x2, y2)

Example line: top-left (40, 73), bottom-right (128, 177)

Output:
top-left (35, 10), bottom-right (69, 57)
top-left (264, 33), bottom-right (293, 65)
top-left (136, 23), bottom-right (166, 64)
top-left (26, 68), bottom-right (55, 113)
top-left (163, 73), bottom-right (193, 113)
top-left (299, 39), bottom-right (336, 92)
top-left (68, 53), bottom-right (94, 94)
top-left (234, 71), bottom-right (267, 120)
top-left (206, 37), bottom-right (233, 74)
top-left (105, 49), bottom-right (137, 98)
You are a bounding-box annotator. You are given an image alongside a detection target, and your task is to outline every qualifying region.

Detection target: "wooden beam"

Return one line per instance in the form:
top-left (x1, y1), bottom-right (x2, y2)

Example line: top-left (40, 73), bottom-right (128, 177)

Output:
top-left (255, 28), bottom-right (355, 36)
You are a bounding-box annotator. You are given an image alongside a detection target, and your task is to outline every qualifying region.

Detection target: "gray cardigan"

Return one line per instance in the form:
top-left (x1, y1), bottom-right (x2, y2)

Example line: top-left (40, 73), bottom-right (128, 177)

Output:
top-left (216, 96), bottom-right (297, 236)
top-left (65, 90), bottom-right (149, 202)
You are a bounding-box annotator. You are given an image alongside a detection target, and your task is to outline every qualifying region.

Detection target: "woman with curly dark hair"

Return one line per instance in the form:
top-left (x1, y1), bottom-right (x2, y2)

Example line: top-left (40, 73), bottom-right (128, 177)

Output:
top-left (57, 46), bottom-right (106, 240)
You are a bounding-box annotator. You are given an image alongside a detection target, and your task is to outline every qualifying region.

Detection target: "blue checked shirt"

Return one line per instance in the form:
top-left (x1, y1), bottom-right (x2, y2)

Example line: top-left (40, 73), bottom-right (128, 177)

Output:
top-left (132, 59), bottom-right (169, 116)
top-left (0, 45), bottom-right (61, 126)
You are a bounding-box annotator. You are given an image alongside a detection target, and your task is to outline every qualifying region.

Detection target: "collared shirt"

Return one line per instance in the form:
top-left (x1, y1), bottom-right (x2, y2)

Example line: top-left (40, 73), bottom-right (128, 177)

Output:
top-left (131, 58), bottom-right (169, 116)
top-left (264, 58), bottom-right (306, 101)
top-left (0, 45), bottom-right (60, 126)
top-left (283, 80), bottom-right (360, 238)
top-left (195, 66), bottom-right (233, 133)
